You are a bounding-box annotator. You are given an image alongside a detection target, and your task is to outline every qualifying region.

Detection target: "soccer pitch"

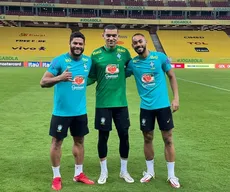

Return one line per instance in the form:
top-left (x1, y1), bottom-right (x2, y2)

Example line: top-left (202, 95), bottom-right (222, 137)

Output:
top-left (0, 68), bottom-right (229, 192)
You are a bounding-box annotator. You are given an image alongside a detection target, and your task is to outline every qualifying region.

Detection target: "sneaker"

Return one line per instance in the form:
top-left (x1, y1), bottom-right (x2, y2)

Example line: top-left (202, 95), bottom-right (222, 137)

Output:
top-left (120, 172), bottom-right (134, 183)
top-left (167, 177), bottom-right (180, 188)
top-left (140, 171), bottom-right (155, 183)
top-left (52, 177), bottom-right (62, 191)
top-left (97, 172), bottom-right (108, 184)
top-left (73, 173), bottom-right (94, 185)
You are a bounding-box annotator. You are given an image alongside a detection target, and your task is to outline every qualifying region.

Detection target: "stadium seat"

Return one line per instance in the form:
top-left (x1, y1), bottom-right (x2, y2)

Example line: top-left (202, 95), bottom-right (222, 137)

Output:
top-left (147, 0), bottom-right (164, 6)
top-left (190, 1), bottom-right (207, 7)
top-left (131, 14), bottom-right (156, 19)
top-left (210, 1), bottom-right (229, 7)
top-left (168, 1), bottom-right (187, 7)
top-left (103, 0), bottom-right (121, 5)
top-left (81, 0), bottom-right (100, 5)
top-left (34, 0), bottom-right (55, 2)
top-left (59, 0), bottom-right (77, 4)
top-left (0, 27), bottom-right (71, 62)
top-left (160, 15), bottom-right (185, 19)
top-left (188, 15), bottom-right (215, 20)
top-left (124, 0), bottom-right (144, 6)
top-left (101, 13), bottom-right (126, 18)
top-left (219, 16), bottom-right (230, 20)
top-left (157, 30), bottom-right (230, 64)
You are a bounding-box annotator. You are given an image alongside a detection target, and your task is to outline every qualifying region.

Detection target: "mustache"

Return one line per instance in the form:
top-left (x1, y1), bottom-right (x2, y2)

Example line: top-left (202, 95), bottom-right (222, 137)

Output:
top-left (134, 46), bottom-right (146, 54)
top-left (73, 48), bottom-right (83, 50)
top-left (71, 47), bottom-right (84, 56)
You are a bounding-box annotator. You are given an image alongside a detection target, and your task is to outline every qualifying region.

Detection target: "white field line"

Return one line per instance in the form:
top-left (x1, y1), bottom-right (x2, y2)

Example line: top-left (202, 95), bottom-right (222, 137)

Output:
top-left (177, 78), bottom-right (230, 92)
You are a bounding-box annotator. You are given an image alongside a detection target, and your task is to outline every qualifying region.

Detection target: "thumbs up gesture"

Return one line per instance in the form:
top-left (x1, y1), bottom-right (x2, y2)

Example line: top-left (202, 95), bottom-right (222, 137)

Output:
top-left (59, 68), bottom-right (73, 82)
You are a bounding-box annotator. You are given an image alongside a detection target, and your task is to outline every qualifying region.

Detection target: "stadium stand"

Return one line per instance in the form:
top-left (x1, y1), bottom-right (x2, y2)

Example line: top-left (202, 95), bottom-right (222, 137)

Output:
top-left (157, 30), bottom-right (230, 64)
top-left (0, 0), bottom-right (230, 66)
top-left (0, 27), bottom-right (71, 62)
top-left (0, 0), bottom-right (229, 7)
top-left (0, 26), bottom-right (156, 61)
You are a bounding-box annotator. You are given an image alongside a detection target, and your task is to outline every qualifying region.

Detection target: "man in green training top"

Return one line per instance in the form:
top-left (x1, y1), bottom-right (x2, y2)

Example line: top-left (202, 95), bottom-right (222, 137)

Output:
top-left (88, 25), bottom-right (134, 184)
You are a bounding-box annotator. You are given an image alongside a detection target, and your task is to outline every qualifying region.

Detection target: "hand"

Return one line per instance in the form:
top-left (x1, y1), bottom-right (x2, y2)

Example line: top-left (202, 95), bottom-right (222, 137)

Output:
top-left (171, 98), bottom-right (179, 113)
top-left (59, 68), bottom-right (73, 82)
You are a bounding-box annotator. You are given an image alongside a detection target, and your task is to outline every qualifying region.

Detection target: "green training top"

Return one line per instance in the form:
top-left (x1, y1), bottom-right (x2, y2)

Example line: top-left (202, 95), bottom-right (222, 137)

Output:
top-left (89, 45), bottom-right (131, 108)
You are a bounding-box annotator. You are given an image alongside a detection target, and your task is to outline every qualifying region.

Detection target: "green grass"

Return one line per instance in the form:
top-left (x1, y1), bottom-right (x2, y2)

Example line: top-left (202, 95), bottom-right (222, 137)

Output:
top-left (0, 68), bottom-right (230, 192)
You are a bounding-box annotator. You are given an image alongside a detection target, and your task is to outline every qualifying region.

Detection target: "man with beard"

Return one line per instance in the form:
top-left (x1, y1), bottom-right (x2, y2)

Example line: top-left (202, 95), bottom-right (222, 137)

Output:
top-left (88, 25), bottom-right (134, 184)
top-left (40, 31), bottom-right (94, 191)
top-left (126, 33), bottom-right (180, 188)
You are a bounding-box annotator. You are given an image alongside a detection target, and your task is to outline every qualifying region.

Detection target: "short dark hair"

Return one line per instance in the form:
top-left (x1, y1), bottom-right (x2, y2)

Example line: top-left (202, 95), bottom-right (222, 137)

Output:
top-left (104, 24), bottom-right (118, 32)
top-left (132, 33), bottom-right (145, 39)
top-left (69, 31), bottom-right (85, 43)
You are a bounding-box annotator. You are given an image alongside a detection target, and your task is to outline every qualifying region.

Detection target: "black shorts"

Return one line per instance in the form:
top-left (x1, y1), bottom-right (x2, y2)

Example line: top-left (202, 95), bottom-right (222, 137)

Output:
top-left (49, 114), bottom-right (89, 140)
top-left (140, 107), bottom-right (174, 132)
top-left (95, 107), bottom-right (130, 131)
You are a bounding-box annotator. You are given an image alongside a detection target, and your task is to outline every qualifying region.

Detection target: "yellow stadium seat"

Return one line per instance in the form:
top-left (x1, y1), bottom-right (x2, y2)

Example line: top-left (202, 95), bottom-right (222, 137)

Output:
top-left (0, 27), bottom-right (71, 62)
top-left (0, 27), bottom-right (155, 63)
top-left (157, 30), bottom-right (230, 64)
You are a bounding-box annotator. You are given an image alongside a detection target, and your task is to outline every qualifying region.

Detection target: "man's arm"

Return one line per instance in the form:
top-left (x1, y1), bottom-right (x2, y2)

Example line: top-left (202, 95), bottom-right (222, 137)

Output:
top-left (40, 69), bottom-right (73, 88)
top-left (161, 53), bottom-right (179, 112)
top-left (40, 72), bottom-right (61, 88)
top-left (166, 69), bottom-right (179, 112)
top-left (125, 50), bottom-right (133, 78)
top-left (125, 60), bottom-right (133, 78)
top-left (87, 55), bottom-right (97, 86)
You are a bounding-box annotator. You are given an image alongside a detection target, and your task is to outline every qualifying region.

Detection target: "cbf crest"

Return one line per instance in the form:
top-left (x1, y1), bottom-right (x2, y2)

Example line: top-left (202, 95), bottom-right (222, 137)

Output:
top-left (141, 119), bottom-right (146, 126)
top-left (83, 63), bottom-right (88, 72)
top-left (150, 61), bottom-right (155, 70)
top-left (116, 53), bottom-right (121, 60)
top-left (57, 125), bottom-right (63, 132)
top-left (101, 117), bottom-right (106, 125)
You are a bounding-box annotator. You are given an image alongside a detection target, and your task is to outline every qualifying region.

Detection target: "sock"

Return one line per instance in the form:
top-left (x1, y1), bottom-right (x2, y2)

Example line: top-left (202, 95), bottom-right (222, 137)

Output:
top-left (167, 162), bottom-right (175, 178)
top-left (146, 159), bottom-right (154, 175)
top-left (120, 158), bottom-right (128, 174)
top-left (52, 166), bottom-right (61, 178)
top-left (100, 159), bottom-right (108, 174)
top-left (74, 164), bottom-right (83, 177)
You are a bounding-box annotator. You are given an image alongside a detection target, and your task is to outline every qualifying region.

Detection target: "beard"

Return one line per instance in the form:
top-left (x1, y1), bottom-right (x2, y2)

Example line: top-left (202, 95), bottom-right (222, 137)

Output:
top-left (70, 47), bottom-right (84, 57)
top-left (134, 46), bottom-right (146, 55)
